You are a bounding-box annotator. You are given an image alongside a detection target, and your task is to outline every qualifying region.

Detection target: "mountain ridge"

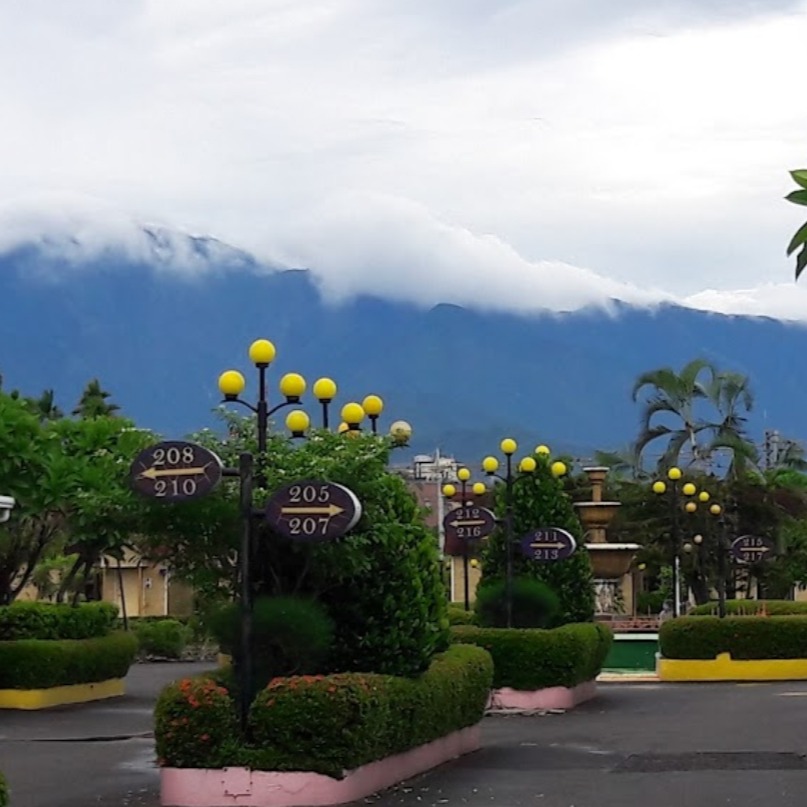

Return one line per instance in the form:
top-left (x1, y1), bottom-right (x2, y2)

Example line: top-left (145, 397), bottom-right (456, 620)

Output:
top-left (1, 235), bottom-right (805, 464)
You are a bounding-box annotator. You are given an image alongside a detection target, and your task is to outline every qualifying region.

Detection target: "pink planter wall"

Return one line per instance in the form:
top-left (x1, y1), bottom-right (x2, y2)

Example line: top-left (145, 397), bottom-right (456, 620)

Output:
top-left (488, 680), bottom-right (597, 711)
top-left (161, 724), bottom-right (480, 807)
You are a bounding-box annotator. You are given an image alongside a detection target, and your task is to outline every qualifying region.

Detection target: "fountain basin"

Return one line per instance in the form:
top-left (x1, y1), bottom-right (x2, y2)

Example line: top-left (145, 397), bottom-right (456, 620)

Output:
top-left (585, 543), bottom-right (641, 578)
top-left (574, 502), bottom-right (622, 533)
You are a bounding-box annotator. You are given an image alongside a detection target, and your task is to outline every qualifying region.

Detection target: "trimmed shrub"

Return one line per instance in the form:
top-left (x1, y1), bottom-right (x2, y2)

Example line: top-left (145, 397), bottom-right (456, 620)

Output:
top-left (0, 601), bottom-right (118, 640)
top-left (660, 616), bottom-right (807, 660)
top-left (689, 600), bottom-right (807, 617)
top-left (447, 605), bottom-right (477, 626)
top-left (0, 771), bottom-right (7, 807)
top-left (155, 644), bottom-right (493, 778)
top-left (637, 591), bottom-right (666, 615)
top-left (134, 619), bottom-right (191, 659)
top-left (452, 622), bottom-right (613, 690)
top-left (0, 631), bottom-right (139, 689)
top-left (474, 577), bottom-right (559, 628)
top-left (209, 596), bottom-right (335, 689)
top-left (155, 678), bottom-right (239, 768)
top-left (480, 462), bottom-right (594, 626)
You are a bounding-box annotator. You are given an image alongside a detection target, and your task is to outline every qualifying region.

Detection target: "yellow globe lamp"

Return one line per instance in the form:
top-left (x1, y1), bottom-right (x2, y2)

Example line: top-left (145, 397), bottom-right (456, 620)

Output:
top-left (337, 422), bottom-right (349, 434)
top-left (470, 559), bottom-right (479, 569)
top-left (218, 370), bottom-right (246, 400)
top-left (279, 372), bottom-right (306, 402)
top-left (285, 410), bottom-right (310, 437)
top-left (638, 562), bottom-right (647, 571)
top-left (699, 491), bottom-right (711, 503)
top-left (685, 501), bottom-right (697, 513)
top-left (248, 339), bottom-right (276, 367)
top-left (668, 467), bottom-right (682, 481)
top-left (682, 482), bottom-right (697, 496)
top-left (457, 467), bottom-right (471, 482)
top-left (535, 444), bottom-right (551, 456)
top-left (500, 438), bottom-right (517, 456)
top-left (341, 402), bottom-right (365, 430)
top-left (362, 394), bottom-right (384, 418)
top-left (694, 534), bottom-right (704, 545)
top-left (389, 420), bottom-right (413, 445)
top-left (710, 503), bottom-right (722, 516)
top-left (652, 480), bottom-right (666, 494)
top-left (482, 456), bottom-right (499, 475)
top-left (519, 457), bottom-right (537, 473)
top-left (551, 461), bottom-right (567, 478)
top-left (472, 482), bottom-right (487, 496)
top-left (313, 377), bottom-right (337, 402)
top-left (442, 484), bottom-right (456, 498)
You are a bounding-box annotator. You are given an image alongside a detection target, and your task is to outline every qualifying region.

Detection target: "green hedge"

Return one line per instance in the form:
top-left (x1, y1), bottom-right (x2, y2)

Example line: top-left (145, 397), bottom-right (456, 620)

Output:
top-left (0, 771), bottom-right (7, 807)
top-left (155, 644), bottom-right (493, 778)
top-left (0, 631), bottom-right (139, 689)
top-left (689, 600), bottom-right (807, 617)
top-left (447, 605), bottom-right (477, 626)
top-left (660, 616), bottom-right (807, 660)
top-left (451, 622), bottom-right (612, 690)
top-left (0, 602), bottom-right (118, 640)
top-left (133, 619), bottom-right (190, 659)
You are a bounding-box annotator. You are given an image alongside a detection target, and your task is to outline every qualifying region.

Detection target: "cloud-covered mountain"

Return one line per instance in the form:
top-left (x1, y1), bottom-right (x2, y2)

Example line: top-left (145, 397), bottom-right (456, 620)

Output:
top-left (1, 228), bottom-right (807, 464)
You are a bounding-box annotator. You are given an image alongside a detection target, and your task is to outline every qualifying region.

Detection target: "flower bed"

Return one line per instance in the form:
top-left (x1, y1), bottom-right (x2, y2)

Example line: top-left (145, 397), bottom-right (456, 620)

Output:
top-left (156, 645), bottom-right (492, 806)
top-left (0, 602), bottom-right (138, 708)
top-left (659, 616), bottom-right (807, 681)
top-left (450, 623), bottom-right (612, 710)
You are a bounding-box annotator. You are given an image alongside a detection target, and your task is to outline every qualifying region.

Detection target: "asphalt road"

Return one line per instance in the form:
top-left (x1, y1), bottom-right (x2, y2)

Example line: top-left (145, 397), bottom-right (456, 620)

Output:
top-left (4, 670), bottom-right (807, 807)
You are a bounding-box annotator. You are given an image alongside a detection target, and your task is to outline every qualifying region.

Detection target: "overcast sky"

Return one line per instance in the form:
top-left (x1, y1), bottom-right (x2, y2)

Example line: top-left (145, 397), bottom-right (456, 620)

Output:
top-left (3, 0), bottom-right (807, 319)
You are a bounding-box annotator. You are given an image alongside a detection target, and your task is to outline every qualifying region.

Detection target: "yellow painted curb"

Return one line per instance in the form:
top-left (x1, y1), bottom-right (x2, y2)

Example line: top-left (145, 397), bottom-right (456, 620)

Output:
top-left (0, 678), bottom-right (125, 710)
top-left (659, 653), bottom-right (807, 682)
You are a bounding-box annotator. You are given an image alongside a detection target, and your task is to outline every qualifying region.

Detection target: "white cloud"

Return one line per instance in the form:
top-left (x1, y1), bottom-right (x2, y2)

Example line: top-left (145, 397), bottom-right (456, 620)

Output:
top-left (1, 1), bottom-right (806, 316)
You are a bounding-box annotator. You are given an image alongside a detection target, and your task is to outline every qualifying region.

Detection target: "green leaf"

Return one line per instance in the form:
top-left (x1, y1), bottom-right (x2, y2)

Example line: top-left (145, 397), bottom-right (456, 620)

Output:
top-left (791, 170), bottom-right (807, 190)
top-left (786, 189), bottom-right (807, 206)
top-left (787, 221), bottom-right (807, 256)
top-left (796, 245), bottom-right (807, 280)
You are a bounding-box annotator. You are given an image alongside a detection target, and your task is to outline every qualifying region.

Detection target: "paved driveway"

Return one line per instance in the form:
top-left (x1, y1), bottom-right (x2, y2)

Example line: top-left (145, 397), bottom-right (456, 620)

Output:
top-left (5, 672), bottom-right (807, 806)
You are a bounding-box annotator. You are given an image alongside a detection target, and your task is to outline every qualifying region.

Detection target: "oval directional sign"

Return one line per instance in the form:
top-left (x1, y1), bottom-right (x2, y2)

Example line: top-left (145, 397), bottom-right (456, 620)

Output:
top-left (129, 441), bottom-right (223, 502)
top-left (265, 480), bottom-right (362, 542)
top-left (731, 534), bottom-right (776, 564)
top-left (443, 505), bottom-right (496, 543)
top-left (519, 527), bottom-right (577, 562)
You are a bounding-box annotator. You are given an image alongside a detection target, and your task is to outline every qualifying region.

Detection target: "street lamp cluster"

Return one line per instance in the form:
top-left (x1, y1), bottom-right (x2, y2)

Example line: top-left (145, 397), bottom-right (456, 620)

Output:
top-left (442, 467), bottom-right (488, 610)
top-left (217, 339), bottom-right (412, 727)
top-left (652, 467), bottom-right (727, 618)
top-left (217, 339), bottom-right (412, 451)
top-left (481, 439), bottom-right (567, 628)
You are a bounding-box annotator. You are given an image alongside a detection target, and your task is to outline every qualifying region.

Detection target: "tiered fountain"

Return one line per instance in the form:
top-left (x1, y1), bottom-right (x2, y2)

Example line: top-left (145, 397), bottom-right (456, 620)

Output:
top-left (574, 467), bottom-right (641, 617)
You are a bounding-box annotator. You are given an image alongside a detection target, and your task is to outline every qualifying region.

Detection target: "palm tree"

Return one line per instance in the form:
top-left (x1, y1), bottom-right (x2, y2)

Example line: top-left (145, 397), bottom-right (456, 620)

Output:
top-left (702, 371), bottom-right (758, 478)
top-left (592, 447), bottom-right (647, 481)
top-left (72, 379), bottom-right (121, 419)
top-left (31, 389), bottom-right (63, 422)
top-left (631, 359), bottom-right (716, 470)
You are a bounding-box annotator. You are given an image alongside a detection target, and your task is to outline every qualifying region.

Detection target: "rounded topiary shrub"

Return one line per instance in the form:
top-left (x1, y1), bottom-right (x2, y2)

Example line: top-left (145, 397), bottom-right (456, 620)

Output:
top-left (480, 459), bottom-right (594, 625)
top-left (474, 577), bottom-right (559, 628)
top-left (249, 431), bottom-right (449, 678)
top-left (209, 595), bottom-right (335, 690)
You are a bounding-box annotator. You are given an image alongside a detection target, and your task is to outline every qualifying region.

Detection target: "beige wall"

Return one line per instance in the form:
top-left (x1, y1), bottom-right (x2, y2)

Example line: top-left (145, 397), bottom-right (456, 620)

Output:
top-left (450, 557), bottom-right (482, 606)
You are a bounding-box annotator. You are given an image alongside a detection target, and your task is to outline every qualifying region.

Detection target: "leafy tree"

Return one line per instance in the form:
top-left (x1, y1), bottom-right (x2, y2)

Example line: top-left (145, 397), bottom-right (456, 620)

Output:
top-left (0, 389), bottom-right (152, 604)
top-left (31, 389), bottom-right (63, 422)
top-left (72, 379), bottom-right (121, 419)
top-left (479, 458), bottom-right (594, 625)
